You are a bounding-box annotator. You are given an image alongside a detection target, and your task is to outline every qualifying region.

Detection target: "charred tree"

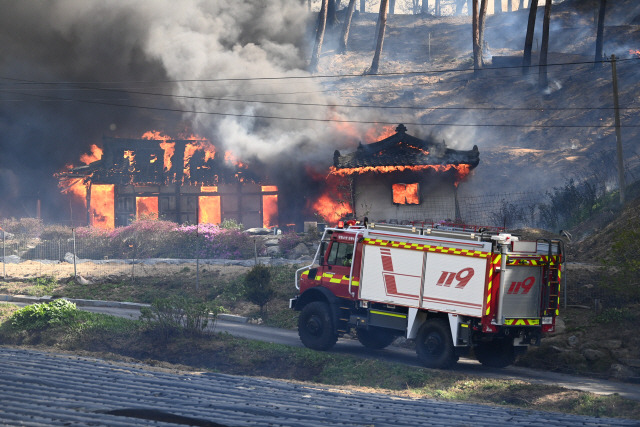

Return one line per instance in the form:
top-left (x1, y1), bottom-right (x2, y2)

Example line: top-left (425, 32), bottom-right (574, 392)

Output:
top-left (518, 0), bottom-right (525, 9)
top-left (360, 0), bottom-right (365, 13)
top-left (435, 0), bottom-right (441, 16)
top-left (594, 0), bottom-right (606, 68)
top-left (538, 0), bottom-right (552, 88)
top-left (522, 0), bottom-right (538, 73)
top-left (494, 0), bottom-right (501, 14)
top-left (368, 0), bottom-right (389, 75)
top-left (327, 0), bottom-right (340, 28)
top-left (390, 0), bottom-right (396, 14)
top-left (309, 0), bottom-right (329, 72)
top-left (422, 0), bottom-right (429, 14)
top-left (508, 0), bottom-right (512, 12)
top-left (472, 0), bottom-right (488, 73)
top-left (339, 0), bottom-right (357, 54)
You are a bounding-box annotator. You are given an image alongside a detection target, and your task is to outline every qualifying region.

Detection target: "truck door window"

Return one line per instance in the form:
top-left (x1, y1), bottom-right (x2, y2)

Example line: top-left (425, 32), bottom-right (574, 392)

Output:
top-left (327, 242), bottom-right (354, 267)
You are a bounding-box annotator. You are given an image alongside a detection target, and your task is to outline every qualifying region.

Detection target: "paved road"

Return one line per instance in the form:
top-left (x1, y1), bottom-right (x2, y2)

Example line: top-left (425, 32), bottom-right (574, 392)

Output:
top-left (3, 297), bottom-right (640, 403)
top-left (0, 346), bottom-right (636, 426)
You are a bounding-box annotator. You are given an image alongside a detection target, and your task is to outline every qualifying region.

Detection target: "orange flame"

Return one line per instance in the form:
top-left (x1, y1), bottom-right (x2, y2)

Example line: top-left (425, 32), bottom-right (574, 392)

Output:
top-left (330, 163), bottom-right (471, 183)
top-left (80, 144), bottom-right (103, 165)
top-left (312, 193), bottom-right (352, 224)
top-left (136, 197), bottom-right (158, 220)
top-left (262, 194), bottom-right (278, 228)
top-left (199, 196), bottom-right (221, 224)
top-left (392, 183), bottom-right (420, 205)
top-left (90, 184), bottom-right (115, 229)
top-left (364, 125), bottom-right (396, 143)
top-left (159, 141), bottom-right (175, 172)
top-left (629, 49), bottom-right (640, 57)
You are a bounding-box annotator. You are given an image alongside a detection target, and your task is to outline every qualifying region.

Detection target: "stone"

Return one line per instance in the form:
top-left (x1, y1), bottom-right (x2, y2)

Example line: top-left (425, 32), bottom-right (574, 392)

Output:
top-left (266, 246), bottom-right (280, 257)
top-left (609, 363), bottom-right (636, 381)
top-left (288, 243), bottom-right (310, 259)
top-left (599, 340), bottom-right (622, 350)
top-left (264, 239), bottom-right (280, 247)
top-left (582, 348), bottom-right (606, 362)
top-left (567, 335), bottom-right (579, 347)
top-left (620, 358), bottom-right (640, 368)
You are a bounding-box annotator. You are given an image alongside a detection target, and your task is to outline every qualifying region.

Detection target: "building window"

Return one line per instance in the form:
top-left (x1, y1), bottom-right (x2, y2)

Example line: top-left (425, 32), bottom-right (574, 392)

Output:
top-left (392, 183), bottom-right (420, 205)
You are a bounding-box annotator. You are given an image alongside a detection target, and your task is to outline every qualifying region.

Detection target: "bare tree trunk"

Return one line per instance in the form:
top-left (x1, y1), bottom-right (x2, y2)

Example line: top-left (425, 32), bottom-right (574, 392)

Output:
top-left (538, 0), bottom-right (551, 88)
top-left (522, 0), bottom-right (538, 73)
top-left (309, 0), bottom-right (328, 72)
top-left (436, 0), bottom-right (441, 16)
top-left (508, 0), bottom-right (512, 12)
top-left (519, 0), bottom-right (524, 9)
top-left (327, 0), bottom-right (339, 28)
top-left (494, 0), bottom-right (501, 14)
top-left (473, 0), bottom-right (488, 73)
top-left (594, 0), bottom-right (606, 68)
top-left (390, 0), bottom-right (396, 14)
top-left (339, 0), bottom-right (357, 54)
top-left (360, 0), bottom-right (365, 13)
top-left (422, 0), bottom-right (429, 14)
top-left (368, 0), bottom-right (389, 74)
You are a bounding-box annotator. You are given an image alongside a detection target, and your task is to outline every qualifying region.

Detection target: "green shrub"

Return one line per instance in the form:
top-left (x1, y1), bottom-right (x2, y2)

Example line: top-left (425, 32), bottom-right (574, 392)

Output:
top-left (244, 264), bottom-right (274, 318)
top-left (0, 217), bottom-right (44, 239)
top-left (220, 218), bottom-right (243, 230)
top-left (279, 232), bottom-right (303, 257)
top-left (25, 276), bottom-right (58, 297)
top-left (40, 224), bottom-right (73, 240)
top-left (10, 299), bottom-right (78, 330)
top-left (140, 296), bottom-right (222, 340)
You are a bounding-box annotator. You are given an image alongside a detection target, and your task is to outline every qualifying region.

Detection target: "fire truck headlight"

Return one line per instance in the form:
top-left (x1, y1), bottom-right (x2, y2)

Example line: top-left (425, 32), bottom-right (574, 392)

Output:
top-left (541, 316), bottom-right (553, 325)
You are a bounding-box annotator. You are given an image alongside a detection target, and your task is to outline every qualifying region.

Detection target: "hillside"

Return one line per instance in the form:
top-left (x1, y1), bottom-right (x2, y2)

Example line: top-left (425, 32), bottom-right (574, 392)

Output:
top-left (314, 3), bottom-right (640, 204)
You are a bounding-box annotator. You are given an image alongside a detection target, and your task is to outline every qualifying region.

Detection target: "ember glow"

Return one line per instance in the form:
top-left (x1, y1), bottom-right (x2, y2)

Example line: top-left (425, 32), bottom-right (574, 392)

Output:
top-left (89, 184), bottom-right (115, 229)
top-left (629, 49), bottom-right (640, 57)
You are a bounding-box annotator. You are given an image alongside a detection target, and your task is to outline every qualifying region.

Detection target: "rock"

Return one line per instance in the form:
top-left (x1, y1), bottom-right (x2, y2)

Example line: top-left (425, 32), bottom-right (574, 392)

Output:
top-left (600, 340), bottom-right (622, 350)
top-left (609, 364), bottom-right (636, 381)
top-left (567, 335), bottom-right (579, 347)
top-left (264, 239), bottom-right (280, 247)
top-left (244, 228), bottom-right (271, 235)
top-left (1, 255), bottom-right (21, 264)
top-left (64, 252), bottom-right (77, 263)
top-left (582, 348), bottom-right (606, 362)
top-left (620, 358), bottom-right (640, 368)
top-left (76, 276), bottom-right (92, 285)
top-left (553, 317), bottom-right (566, 334)
top-left (550, 345), bottom-right (566, 353)
top-left (288, 243), bottom-right (310, 259)
top-left (297, 255), bottom-right (313, 262)
top-left (266, 246), bottom-right (280, 257)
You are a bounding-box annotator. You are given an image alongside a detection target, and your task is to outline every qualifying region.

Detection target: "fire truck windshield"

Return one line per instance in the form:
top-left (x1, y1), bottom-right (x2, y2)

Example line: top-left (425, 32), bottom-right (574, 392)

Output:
top-left (327, 242), bottom-right (354, 267)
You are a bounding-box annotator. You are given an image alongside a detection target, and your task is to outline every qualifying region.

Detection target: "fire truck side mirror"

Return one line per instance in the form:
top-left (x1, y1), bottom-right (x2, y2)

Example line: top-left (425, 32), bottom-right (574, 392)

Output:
top-left (319, 242), bottom-right (327, 265)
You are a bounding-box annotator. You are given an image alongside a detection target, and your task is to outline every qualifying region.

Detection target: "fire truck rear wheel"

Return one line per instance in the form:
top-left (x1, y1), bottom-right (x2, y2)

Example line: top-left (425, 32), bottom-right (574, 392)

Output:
top-left (474, 338), bottom-right (515, 368)
top-left (356, 327), bottom-right (397, 350)
top-left (298, 301), bottom-right (338, 351)
top-left (415, 319), bottom-right (456, 369)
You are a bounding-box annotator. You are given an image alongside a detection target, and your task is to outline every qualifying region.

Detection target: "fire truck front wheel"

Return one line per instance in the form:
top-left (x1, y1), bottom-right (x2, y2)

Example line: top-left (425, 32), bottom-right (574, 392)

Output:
top-left (298, 301), bottom-right (338, 351)
top-left (415, 319), bottom-right (456, 369)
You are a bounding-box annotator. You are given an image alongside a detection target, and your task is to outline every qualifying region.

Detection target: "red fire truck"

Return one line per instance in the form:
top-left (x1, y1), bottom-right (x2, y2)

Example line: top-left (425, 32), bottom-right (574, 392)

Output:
top-left (290, 221), bottom-right (563, 369)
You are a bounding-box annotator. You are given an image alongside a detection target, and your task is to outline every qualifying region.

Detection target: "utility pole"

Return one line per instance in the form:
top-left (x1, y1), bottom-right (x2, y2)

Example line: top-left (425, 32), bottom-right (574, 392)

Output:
top-left (610, 54), bottom-right (626, 204)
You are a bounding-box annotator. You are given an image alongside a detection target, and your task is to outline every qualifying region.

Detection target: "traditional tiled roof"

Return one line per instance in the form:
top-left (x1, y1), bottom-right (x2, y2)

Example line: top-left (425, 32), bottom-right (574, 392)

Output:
top-left (333, 124), bottom-right (479, 169)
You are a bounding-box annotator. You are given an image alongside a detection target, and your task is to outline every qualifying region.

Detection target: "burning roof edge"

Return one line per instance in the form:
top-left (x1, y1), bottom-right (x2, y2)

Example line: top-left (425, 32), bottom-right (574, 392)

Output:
top-left (333, 124), bottom-right (479, 169)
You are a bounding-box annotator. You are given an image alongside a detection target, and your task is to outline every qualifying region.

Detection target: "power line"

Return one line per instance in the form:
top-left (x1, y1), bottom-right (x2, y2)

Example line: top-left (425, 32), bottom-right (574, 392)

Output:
top-left (3, 88), bottom-right (639, 128)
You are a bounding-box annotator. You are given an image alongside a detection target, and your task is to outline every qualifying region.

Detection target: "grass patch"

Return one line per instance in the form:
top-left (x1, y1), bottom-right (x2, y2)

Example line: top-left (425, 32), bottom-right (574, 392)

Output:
top-left (0, 309), bottom-right (638, 420)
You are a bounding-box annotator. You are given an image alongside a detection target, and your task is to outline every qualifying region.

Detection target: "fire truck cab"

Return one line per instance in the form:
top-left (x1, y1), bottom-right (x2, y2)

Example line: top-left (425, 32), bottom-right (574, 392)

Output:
top-left (290, 221), bottom-right (563, 369)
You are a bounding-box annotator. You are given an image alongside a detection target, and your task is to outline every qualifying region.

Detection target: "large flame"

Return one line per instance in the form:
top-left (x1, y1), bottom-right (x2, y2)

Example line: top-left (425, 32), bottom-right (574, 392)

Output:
top-left (392, 183), bottom-right (420, 205)
top-left (89, 184), bottom-right (115, 229)
top-left (312, 193), bottom-right (352, 224)
top-left (330, 163), bottom-right (471, 184)
top-left (198, 196), bottom-right (221, 224)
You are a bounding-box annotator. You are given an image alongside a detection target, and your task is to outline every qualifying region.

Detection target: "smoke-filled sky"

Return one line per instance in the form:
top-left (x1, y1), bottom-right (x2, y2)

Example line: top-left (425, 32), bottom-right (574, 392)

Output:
top-left (0, 0), bottom-right (374, 221)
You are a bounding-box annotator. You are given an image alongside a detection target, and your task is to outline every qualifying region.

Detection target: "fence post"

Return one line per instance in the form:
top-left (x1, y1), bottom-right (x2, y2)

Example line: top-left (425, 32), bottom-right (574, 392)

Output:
top-left (72, 228), bottom-right (77, 279)
top-left (2, 228), bottom-right (5, 280)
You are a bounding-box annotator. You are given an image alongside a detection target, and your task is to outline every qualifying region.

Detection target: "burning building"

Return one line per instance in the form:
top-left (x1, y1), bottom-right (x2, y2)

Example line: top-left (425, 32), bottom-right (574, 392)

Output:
top-left (330, 124), bottom-right (479, 223)
top-left (58, 136), bottom-right (278, 229)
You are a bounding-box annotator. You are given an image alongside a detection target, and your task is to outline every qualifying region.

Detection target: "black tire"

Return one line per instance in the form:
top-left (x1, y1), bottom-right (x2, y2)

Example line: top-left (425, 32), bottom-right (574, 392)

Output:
top-left (474, 338), bottom-right (516, 368)
top-left (415, 319), bottom-right (456, 369)
top-left (356, 327), bottom-right (397, 350)
top-left (298, 301), bottom-right (338, 351)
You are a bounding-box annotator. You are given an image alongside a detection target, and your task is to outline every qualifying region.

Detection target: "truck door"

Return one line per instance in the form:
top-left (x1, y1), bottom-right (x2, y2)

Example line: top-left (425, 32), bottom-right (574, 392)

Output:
top-left (321, 240), bottom-right (354, 298)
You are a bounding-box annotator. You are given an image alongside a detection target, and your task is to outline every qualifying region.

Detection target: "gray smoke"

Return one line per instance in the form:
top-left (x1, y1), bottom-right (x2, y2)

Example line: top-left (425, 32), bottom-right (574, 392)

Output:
top-left (0, 0), bottom-right (370, 221)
